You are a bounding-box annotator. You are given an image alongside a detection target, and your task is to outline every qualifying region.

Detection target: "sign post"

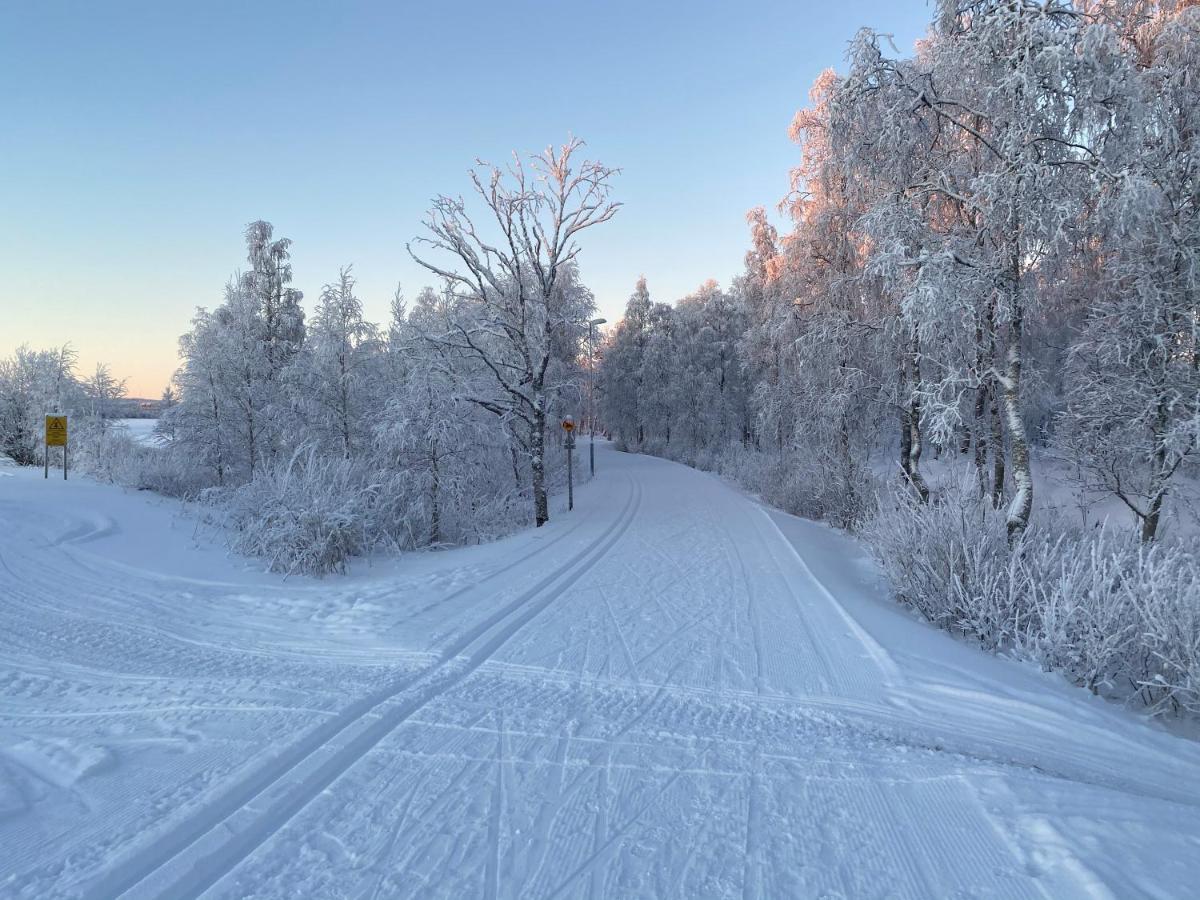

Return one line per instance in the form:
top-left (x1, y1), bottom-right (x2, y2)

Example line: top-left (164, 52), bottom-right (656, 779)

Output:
top-left (45, 415), bottom-right (68, 480)
top-left (562, 416), bottom-right (576, 511)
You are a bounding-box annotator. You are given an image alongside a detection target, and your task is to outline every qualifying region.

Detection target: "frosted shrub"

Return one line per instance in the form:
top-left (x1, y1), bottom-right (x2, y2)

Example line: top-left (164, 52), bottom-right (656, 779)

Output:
top-left (365, 469), bottom-right (432, 551)
top-left (224, 448), bottom-right (380, 576)
top-left (129, 449), bottom-right (215, 499)
top-left (367, 463), bottom-right (530, 551)
top-left (642, 443), bottom-right (878, 531)
top-left (1125, 547), bottom-right (1200, 715)
top-left (69, 429), bottom-right (142, 484)
top-left (787, 452), bottom-right (878, 531)
top-left (863, 483), bottom-right (1014, 643)
top-left (865, 483), bottom-right (1200, 716)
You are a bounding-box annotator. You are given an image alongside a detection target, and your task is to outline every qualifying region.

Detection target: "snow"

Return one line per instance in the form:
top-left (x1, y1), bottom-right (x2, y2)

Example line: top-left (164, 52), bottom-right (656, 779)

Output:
top-left (2, 443), bottom-right (1199, 898)
top-left (112, 419), bottom-right (162, 447)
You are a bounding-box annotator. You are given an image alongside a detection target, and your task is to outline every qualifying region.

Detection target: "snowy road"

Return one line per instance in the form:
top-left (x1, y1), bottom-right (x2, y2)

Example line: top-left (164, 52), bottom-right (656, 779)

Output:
top-left (2, 446), bottom-right (1199, 898)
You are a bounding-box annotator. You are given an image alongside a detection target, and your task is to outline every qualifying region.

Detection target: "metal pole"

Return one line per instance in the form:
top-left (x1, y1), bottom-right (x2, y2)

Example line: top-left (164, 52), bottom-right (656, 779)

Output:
top-left (567, 443), bottom-right (574, 511)
top-left (45, 447), bottom-right (49, 479)
top-left (589, 322), bottom-right (596, 477)
top-left (64, 442), bottom-right (68, 480)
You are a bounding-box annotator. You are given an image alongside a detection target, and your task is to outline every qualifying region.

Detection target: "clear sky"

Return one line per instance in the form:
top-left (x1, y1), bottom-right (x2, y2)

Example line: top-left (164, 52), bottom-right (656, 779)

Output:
top-left (1, 1), bottom-right (930, 397)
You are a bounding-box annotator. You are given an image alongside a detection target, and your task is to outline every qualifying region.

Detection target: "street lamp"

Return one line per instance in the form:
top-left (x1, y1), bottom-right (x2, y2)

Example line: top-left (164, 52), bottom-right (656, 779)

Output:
top-left (587, 317), bottom-right (606, 476)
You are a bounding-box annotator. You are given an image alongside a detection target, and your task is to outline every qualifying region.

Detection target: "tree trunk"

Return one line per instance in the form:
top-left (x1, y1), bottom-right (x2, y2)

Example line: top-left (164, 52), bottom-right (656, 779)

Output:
top-left (1003, 287), bottom-right (1032, 541)
top-left (245, 402), bottom-right (257, 479)
top-left (899, 340), bottom-right (929, 502)
top-left (1142, 490), bottom-right (1165, 543)
top-left (340, 381), bottom-right (352, 459)
top-left (838, 415), bottom-right (858, 527)
top-left (429, 447), bottom-right (441, 546)
top-left (531, 396), bottom-right (549, 527)
top-left (973, 311), bottom-right (990, 497)
top-left (209, 374), bottom-right (224, 487)
top-left (907, 399), bottom-right (929, 502)
top-left (990, 383), bottom-right (1004, 507)
top-left (509, 442), bottom-right (522, 491)
top-left (907, 334), bottom-right (930, 502)
top-left (1141, 400), bottom-right (1171, 542)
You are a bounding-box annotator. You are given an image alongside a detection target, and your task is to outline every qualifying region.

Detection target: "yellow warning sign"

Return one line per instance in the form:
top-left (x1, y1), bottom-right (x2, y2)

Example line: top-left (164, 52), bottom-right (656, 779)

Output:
top-left (45, 415), bottom-right (68, 447)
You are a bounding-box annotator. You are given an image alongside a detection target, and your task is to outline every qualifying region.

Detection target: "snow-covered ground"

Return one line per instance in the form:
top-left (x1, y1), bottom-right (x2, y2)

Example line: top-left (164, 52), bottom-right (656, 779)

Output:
top-left (1, 444), bottom-right (1198, 898)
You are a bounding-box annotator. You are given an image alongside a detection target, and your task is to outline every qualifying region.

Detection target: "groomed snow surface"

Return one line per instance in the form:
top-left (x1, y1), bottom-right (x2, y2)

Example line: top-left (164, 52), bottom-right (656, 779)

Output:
top-left (1, 444), bottom-right (1198, 899)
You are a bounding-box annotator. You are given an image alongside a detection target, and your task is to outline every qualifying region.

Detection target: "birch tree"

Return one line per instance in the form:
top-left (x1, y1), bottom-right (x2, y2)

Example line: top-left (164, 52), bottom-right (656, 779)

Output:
top-left (1058, 1), bottom-right (1200, 540)
top-left (842, 1), bottom-right (1117, 538)
top-left (409, 138), bottom-right (619, 526)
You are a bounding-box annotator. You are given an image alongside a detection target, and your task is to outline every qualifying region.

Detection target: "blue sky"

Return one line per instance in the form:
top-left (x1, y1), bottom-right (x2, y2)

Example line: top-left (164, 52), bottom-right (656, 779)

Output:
top-left (1, 1), bottom-right (930, 395)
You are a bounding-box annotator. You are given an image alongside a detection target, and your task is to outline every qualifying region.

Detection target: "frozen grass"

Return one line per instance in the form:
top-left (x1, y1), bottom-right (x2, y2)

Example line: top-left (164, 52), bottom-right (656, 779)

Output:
top-left (864, 482), bottom-right (1200, 716)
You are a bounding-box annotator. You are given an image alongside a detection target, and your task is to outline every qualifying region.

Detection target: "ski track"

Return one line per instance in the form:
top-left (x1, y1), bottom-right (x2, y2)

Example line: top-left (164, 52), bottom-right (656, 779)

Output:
top-left (77, 479), bottom-right (642, 900)
top-left (2, 445), bottom-right (1199, 899)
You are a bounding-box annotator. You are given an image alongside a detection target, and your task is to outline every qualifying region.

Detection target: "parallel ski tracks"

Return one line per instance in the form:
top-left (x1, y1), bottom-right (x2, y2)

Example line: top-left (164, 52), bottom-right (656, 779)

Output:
top-left (81, 479), bottom-right (642, 900)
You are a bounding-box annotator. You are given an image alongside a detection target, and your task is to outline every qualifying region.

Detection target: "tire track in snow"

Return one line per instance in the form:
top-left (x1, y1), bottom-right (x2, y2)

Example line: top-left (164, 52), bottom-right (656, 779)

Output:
top-left (80, 479), bottom-right (642, 900)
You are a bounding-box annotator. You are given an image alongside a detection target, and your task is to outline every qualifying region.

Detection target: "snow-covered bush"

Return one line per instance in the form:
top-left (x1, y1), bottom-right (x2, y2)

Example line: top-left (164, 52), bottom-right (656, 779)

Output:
top-left (614, 438), bottom-right (879, 532)
top-left (863, 481), bottom-right (1014, 644)
top-left (69, 429), bottom-right (145, 484)
top-left (865, 484), bottom-right (1200, 715)
top-left (717, 446), bottom-right (878, 530)
top-left (223, 448), bottom-right (381, 576)
top-left (1122, 547), bottom-right (1200, 715)
top-left (128, 448), bottom-right (216, 498)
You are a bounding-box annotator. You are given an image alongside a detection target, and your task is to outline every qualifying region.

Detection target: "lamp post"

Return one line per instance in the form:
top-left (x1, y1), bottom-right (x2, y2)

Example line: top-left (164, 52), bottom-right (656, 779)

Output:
top-left (587, 317), bottom-right (606, 476)
top-left (562, 416), bottom-right (576, 510)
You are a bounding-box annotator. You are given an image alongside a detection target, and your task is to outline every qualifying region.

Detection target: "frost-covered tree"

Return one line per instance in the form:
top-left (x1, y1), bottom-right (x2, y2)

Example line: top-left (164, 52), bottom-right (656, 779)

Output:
top-left (375, 288), bottom-right (498, 546)
top-left (168, 307), bottom-right (230, 484)
top-left (155, 384), bottom-right (178, 444)
top-left (83, 362), bottom-right (126, 433)
top-left (241, 220), bottom-right (307, 460)
top-left (1057, 1), bottom-right (1200, 540)
top-left (153, 208), bottom-right (609, 569)
top-left (168, 222), bottom-right (304, 483)
top-left (0, 344), bottom-right (80, 465)
top-left (600, 277), bottom-right (654, 447)
top-left (784, 67), bottom-right (897, 515)
top-left (409, 138), bottom-right (619, 527)
top-left (288, 267), bottom-right (379, 458)
top-left (633, 301), bottom-right (676, 448)
top-left (664, 280), bottom-right (750, 455)
top-left (838, 1), bottom-right (1128, 538)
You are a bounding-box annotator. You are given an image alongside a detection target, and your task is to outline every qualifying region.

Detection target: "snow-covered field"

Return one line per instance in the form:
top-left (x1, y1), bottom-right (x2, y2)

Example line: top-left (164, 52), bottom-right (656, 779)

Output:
top-left (111, 419), bottom-right (162, 448)
top-left (1, 444), bottom-right (1198, 898)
